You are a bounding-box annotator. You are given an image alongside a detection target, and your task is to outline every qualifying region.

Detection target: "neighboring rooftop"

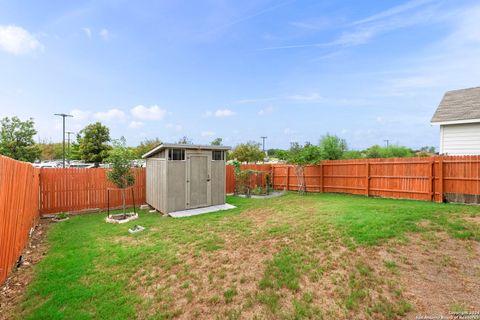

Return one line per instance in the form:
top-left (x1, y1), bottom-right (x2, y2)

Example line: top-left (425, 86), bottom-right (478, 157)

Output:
top-left (431, 86), bottom-right (480, 124)
top-left (142, 143), bottom-right (231, 158)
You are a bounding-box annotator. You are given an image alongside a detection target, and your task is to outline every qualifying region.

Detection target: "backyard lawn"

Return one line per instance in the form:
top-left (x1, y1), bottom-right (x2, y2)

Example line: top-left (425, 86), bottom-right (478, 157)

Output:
top-left (5, 193), bottom-right (480, 319)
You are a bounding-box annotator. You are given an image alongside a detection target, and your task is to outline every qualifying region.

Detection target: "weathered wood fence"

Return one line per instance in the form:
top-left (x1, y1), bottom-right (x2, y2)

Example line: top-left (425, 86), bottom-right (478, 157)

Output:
top-left (0, 156), bottom-right (40, 285)
top-left (227, 156), bottom-right (480, 203)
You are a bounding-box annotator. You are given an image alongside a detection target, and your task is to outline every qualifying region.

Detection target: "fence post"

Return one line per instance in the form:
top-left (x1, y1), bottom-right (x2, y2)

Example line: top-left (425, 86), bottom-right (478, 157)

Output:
top-left (429, 160), bottom-right (435, 201)
top-left (365, 161), bottom-right (370, 197)
top-left (319, 163), bottom-right (323, 193)
top-left (438, 158), bottom-right (444, 203)
top-left (286, 166), bottom-right (290, 191)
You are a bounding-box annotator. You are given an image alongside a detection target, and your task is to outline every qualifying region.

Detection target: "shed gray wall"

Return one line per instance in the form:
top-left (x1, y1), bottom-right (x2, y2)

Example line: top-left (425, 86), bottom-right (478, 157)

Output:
top-left (211, 160), bottom-right (226, 205)
top-left (146, 149), bottom-right (227, 214)
top-left (146, 158), bottom-right (167, 213)
top-left (166, 161), bottom-right (187, 212)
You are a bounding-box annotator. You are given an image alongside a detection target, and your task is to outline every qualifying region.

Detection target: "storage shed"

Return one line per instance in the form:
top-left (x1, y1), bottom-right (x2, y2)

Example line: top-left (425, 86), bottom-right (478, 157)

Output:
top-left (142, 143), bottom-right (231, 214)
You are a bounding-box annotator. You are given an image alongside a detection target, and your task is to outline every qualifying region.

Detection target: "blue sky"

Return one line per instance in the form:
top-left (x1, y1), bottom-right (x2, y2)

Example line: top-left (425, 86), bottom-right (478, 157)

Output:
top-left (1, 0), bottom-right (480, 150)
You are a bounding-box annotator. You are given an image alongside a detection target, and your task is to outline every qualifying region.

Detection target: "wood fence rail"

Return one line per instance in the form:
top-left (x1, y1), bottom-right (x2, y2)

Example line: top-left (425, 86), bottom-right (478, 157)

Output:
top-left (0, 156), bottom-right (40, 285)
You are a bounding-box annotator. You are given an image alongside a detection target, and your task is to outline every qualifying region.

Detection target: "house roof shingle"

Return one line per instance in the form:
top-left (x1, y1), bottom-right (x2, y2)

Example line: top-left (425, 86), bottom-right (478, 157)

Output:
top-left (431, 87), bottom-right (480, 124)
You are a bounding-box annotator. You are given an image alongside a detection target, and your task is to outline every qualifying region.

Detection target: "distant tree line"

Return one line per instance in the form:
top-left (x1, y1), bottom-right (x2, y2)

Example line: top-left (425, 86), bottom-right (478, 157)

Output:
top-left (0, 116), bottom-right (436, 165)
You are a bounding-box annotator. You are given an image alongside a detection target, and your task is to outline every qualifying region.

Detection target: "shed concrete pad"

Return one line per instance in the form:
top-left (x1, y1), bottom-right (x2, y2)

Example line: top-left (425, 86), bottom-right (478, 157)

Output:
top-left (169, 204), bottom-right (236, 218)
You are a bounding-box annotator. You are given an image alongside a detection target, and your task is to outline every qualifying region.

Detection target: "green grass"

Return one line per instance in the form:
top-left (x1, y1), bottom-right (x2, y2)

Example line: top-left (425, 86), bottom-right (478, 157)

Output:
top-left (14, 193), bottom-right (480, 319)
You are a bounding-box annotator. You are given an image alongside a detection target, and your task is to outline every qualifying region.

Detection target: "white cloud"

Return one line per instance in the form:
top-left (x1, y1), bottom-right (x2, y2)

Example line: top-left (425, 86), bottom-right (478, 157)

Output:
top-left (131, 105), bottom-right (167, 120)
top-left (99, 28), bottom-right (110, 40)
top-left (128, 121), bottom-right (144, 129)
top-left (288, 93), bottom-right (323, 102)
top-left (166, 123), bottom-right (182, 131)
top-left (82, 27), bottom-right (92, 38)
top-left (201, 130), bottom-right (215, 137)
top-left (205, 109), bottom-right (236, 117)
top-left (258, 106), bottom-right (274, 116)
top-left (93, 108), bottom-right (125, 121)
top-left (70, 109), bottom-right (90, 121)
top-left (0, 25), bottom-right (43, 55)
top-left (351, 0), bottom-right (434, 26)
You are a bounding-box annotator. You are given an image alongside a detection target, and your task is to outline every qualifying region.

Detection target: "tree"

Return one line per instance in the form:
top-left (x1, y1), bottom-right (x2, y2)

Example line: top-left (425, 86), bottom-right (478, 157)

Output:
top-left (342, 150), bottom-right (364, 159)
top-left (38, 140), bottom-right (63, 160)
top-left (107, 137), bottom-right (135, 216)
top-left (210, 138), bottom-right (223, 146)
top-left (319, 134), bottom-right (347, 160)
top-left (177, 136), bottom-right (193, 144)
top-left (267, 148), bottom-right (289, 160)
top-left (69, 142), bottom-right (81, 160)
top-left (365, 144), bottom-right (414, 158)
top-left (287, 142), bottom-right (322, 165)
top-left (0, 116), bottom-right (41, 162)
top-left (135, 138), bottom-right (161, 158)
top-left (229, 142), bottom-right (265, 163)
top-left (77, 122), bottom-right (111, 164)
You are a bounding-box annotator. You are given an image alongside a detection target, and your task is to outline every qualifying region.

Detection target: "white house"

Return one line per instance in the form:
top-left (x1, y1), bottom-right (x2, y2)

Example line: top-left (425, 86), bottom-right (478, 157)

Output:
top-left (431, 87), bottom-right (480, 155)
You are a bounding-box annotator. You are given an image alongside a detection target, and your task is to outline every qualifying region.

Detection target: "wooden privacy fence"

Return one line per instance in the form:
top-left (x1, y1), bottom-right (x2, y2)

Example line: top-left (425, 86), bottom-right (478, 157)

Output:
top-left (227, 156), bottom-right (480, 203)
top-left (225, 164), bottom-right (272, 193)
top-left (0, 156), bottom-right (40, 285)
top-left (39, 168), bottom-right (146, 214)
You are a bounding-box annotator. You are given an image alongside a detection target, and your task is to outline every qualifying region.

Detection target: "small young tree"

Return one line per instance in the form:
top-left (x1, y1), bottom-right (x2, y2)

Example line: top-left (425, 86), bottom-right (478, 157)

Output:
top-left (107, 137), bottom-right (135, 217)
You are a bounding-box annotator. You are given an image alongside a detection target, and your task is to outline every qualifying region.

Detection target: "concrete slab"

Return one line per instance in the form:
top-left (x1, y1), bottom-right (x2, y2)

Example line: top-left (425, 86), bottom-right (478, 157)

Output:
top-left (169, 203), bottom-right (236, 218)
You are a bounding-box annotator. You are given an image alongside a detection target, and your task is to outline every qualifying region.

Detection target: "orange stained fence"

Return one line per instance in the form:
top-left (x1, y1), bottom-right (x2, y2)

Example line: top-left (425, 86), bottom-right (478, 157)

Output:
top-left (39, 167), bottom-right (146, 214)
top-left (227, 156), bottom-right (480, 203)
top-left (225, 164), bottom-right (272, 193)
top-left (0, 156), bottom-right (40, 285)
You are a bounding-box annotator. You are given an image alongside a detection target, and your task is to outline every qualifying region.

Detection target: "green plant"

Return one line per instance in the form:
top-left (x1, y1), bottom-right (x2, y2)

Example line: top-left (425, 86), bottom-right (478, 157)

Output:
top-left (55, 212), bottom-right (68, 220)
top-left (77, 122), bottom-right (111, 164)
top-left (0, 116), bottom-right (41, 162)
top-left (107, 137), bottom-right (135, 215)
top-left (224, 287), bottom-right (237, 303)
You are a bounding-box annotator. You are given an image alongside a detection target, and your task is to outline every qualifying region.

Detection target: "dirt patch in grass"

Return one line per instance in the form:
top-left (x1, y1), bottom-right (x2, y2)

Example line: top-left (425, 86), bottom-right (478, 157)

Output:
top-left (394, 233), bottom-right (480, 316)
top-left (0, 219), bottom-right (51, 320)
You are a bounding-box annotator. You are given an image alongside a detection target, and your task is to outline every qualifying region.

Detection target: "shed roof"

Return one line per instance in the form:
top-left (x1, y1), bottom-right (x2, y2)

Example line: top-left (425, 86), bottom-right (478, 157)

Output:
top-left (431, 87), bottom-right (480, 124)
top-left (142, 143), bottom-right (231, 158)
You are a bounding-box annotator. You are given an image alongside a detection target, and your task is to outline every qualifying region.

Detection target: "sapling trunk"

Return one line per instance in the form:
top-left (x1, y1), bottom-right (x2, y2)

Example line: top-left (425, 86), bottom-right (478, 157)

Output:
top-left (122, 188), bottom-right (126, 216)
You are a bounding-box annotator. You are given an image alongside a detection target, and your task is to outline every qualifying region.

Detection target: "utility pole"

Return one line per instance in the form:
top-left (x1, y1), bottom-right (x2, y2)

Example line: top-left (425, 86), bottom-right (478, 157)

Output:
top-left (54, 113), bottom-right (73, 168)
top-left (384, 139), bottom-right (390, 148)
top-left (66, 131), bottom-right (75, 162)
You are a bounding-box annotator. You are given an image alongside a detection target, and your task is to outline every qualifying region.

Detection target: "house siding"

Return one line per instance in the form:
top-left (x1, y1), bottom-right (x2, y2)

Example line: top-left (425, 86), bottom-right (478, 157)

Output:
top-left (440, 123), bottom-right (480, 155)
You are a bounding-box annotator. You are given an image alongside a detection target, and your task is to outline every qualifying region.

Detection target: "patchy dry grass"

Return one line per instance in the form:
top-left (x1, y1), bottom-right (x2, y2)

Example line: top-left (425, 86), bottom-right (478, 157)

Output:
top-left (7, 193), bottom-right (480, 319)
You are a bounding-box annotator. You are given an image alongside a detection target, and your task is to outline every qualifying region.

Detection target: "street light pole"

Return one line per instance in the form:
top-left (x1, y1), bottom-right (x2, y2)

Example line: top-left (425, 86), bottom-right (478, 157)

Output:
top-left (54, 114), bottom-right (73, 168)
top-left (260, 136), bottom-right (267, 153)
top-left (66, 131), bottom-right (75, 162)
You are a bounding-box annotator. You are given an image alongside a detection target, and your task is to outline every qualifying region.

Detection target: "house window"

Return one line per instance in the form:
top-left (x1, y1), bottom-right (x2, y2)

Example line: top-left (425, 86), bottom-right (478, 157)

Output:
top-left (212, 150), bottom-right (224, 161)
top-left (168, 149), bottom-right (185, 160)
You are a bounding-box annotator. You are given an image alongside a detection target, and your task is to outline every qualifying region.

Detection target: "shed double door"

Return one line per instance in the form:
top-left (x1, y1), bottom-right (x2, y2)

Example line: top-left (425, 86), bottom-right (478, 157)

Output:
top-left (186, 151), bottom-right (212, 209)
